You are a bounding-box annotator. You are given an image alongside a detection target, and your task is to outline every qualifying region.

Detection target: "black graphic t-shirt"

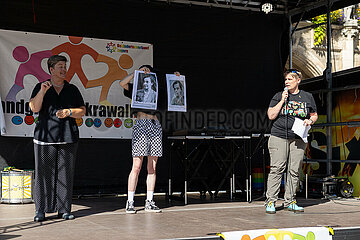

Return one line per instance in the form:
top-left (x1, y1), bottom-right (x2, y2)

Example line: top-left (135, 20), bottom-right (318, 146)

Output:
top-left (269, 90), bottom-right (317, 139)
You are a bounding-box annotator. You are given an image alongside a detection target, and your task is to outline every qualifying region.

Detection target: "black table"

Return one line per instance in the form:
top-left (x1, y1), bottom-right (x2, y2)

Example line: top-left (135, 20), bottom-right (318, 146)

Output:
top-left (167, 135), bottom-right (251, 204)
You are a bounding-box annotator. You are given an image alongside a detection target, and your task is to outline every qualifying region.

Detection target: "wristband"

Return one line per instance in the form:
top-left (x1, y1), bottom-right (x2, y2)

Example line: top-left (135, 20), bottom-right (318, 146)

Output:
top-left (309, 118), bottom-right (313, 124)
top-left (68, 109), bottom-right (72, 117)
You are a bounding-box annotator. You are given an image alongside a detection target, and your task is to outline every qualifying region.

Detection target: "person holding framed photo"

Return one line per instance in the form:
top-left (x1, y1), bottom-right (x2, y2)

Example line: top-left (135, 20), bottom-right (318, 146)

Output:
top-left (120, 65), bottom-right (163, 214)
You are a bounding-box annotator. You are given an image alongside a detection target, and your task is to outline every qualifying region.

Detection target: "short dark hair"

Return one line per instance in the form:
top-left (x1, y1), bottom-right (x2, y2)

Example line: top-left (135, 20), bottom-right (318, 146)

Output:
top-left (139, 64), bottom-right (153, 72)
top-left (47, 55), bottom-right (67, 73)
top-left (172, 80), bottom-right (183, 90)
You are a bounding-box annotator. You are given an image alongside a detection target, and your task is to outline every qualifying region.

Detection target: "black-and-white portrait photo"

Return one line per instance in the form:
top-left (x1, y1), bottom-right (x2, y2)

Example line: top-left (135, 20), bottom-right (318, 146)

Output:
top-left (136, 74), bottom-right (157, 103)
top-left (166, 74), bottom-right (187, 112)
top-left (170, 80), bottom-right (184, 105)
top-left (132, 70), bottom-right (158, 110)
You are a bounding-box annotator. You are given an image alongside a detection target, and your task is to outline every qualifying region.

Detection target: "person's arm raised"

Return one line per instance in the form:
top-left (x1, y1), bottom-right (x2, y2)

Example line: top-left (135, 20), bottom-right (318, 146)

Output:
top-left (119, 73), bottom-right (134, 91)
top-left (267, 90), bottom-right (288, 120)
top-left (29, 81), bottom-right (52, 113)
top-left (120, 66), bottom-right (152, 90)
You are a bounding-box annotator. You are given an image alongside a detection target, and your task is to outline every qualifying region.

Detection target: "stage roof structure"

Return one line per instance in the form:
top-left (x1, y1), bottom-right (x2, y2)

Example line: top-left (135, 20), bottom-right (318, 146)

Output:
top-left (151, 0), bottom-right (360, 19)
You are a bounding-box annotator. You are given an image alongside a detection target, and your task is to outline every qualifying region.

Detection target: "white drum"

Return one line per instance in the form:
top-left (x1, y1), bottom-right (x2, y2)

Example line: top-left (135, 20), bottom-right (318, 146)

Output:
top-left (1, 171), bottom-right (34, 203)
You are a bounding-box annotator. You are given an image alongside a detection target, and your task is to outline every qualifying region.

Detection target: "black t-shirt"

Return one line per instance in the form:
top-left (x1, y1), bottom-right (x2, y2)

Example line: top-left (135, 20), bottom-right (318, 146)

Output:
top-left (269, 90), bottom-right (317, 139)
top-left (123, 82), bottom-right (166, 116)
top-left (30, 80), bottom-right (85, 143)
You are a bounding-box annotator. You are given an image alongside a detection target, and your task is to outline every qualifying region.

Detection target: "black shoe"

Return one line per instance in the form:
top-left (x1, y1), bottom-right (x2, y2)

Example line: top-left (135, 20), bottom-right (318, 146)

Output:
top-left (58, 212), bottom-right (75, 220)
top-left (34, 212), bottom-right (45, 222)
top-left (125, 200), bottom-right (136, 214)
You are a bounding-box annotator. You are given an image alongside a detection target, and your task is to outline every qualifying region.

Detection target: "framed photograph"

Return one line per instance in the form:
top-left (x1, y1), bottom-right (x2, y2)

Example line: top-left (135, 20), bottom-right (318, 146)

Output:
top-left (166, 74), bottom-right (187, 112)
top-left (131, 70), bottom-right (158, 110)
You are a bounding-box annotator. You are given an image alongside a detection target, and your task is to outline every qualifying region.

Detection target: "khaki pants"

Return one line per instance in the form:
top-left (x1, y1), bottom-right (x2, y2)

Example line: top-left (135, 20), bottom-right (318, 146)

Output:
top-left (265, 135), bottom-right (306, 207)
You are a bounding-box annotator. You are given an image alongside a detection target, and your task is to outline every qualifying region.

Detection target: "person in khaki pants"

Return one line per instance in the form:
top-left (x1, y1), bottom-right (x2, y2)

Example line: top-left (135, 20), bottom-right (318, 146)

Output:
top-left (265, 69), bottom-right (318, 214)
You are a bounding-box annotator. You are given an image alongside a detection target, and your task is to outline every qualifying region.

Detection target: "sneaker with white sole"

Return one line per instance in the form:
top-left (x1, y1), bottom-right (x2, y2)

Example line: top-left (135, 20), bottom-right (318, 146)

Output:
top-left (265, 201), bottom-right (276, 214)
top-left (286, 201), bottom-right (304, 212)
top-left (126, 200), bottom-right (136, 214)
top-left (145, 200), bottom-right (162, 213)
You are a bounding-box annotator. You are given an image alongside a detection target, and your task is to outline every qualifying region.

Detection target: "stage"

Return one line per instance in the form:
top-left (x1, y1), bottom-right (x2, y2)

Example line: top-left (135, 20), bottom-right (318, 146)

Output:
top-left (1, 194), bottom-right (360, 240)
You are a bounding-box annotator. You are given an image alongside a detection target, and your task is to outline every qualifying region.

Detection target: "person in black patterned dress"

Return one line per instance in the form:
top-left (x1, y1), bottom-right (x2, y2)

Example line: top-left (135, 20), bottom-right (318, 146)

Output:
top-left (29, 55), bottom-right (86, 222)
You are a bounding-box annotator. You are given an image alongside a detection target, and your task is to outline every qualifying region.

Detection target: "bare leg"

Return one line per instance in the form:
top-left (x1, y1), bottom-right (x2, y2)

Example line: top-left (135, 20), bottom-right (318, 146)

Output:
top-left (128, 156), bottom-right (144, 191)
top-left (146, 156), bottom-right (158, 191)
top-left (144, 156), bottom-right (162, 212)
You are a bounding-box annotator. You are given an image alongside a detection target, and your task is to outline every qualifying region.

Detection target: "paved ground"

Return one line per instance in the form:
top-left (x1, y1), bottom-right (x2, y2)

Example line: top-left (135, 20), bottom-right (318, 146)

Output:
top-left (1, 194), bottom-right (360, 240)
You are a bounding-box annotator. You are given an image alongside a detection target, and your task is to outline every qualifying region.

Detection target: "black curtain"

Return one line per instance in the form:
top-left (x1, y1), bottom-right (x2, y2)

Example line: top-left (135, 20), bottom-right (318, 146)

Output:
top-left (0, 0), bottom-right (289, 193)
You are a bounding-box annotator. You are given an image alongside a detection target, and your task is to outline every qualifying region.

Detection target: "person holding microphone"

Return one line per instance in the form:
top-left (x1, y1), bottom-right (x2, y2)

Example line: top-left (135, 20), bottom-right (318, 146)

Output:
top-left (265, 69), bottom-right (318, 214)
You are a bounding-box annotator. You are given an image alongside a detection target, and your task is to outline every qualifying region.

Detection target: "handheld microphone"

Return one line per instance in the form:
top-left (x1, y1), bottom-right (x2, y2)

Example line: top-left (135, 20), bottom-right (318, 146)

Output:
top-left (284, 87), bottom-right (288, 101)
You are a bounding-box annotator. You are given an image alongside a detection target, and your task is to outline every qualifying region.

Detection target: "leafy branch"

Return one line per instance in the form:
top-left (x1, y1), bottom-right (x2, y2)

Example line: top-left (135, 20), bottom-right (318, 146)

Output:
top-left (311, 9), bottom-right (345, 46)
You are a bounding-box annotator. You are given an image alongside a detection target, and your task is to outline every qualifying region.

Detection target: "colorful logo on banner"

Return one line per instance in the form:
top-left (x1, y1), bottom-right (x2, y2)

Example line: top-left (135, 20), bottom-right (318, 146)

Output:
top-left (0, 30), bottom-right (152, 138)
top-left (124, 119), bottom-right (133, 128)
top-left (85, 118), bottom-right (94, 127)
top-left (105, 42), bottom-right (150, 53)
top-left (6, 36), bottom-right (136, 106)
top-left (219, 227), bottom-right (332, 240)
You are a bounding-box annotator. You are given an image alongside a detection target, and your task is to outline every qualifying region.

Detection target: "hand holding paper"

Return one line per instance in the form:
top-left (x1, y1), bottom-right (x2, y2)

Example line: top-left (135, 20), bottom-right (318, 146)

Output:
top-left (291, 117), bottom-right (311, 143)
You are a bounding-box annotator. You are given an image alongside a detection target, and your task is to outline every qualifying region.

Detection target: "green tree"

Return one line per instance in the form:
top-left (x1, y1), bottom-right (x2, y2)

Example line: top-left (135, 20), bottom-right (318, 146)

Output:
top-left (311, 9), bottom-right (344, 46)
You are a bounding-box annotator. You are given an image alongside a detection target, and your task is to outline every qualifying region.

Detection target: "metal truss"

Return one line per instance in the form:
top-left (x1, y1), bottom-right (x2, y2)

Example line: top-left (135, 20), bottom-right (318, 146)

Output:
top-left (149, 0), bottom-right (346, 16)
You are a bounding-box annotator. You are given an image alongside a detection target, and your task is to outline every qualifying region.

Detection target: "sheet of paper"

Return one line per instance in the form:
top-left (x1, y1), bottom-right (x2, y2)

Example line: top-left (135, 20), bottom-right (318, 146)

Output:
top-left (291, 117), bottom-right (311, 143)
top-left (131, 70), bottom-right (158, 110)
top-left (166, 74), bottom-right (187, 112)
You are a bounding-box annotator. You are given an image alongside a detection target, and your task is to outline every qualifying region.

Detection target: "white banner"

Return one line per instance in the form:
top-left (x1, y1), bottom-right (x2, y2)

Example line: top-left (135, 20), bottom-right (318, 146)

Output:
top-left (220, 227), bottom-right (332, 240)
top-left (0, 29), bottom-right (153, 139)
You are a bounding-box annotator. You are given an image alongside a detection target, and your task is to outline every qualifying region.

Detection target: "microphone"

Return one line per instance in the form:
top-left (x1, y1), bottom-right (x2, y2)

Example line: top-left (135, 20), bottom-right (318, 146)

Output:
top-left (284, 87), bottom-right (288, 101)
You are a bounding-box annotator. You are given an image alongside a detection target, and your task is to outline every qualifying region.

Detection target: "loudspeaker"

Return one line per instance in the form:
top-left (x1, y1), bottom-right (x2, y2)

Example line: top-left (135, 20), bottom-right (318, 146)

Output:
top-left (337, 178), bottom-right (354, 198)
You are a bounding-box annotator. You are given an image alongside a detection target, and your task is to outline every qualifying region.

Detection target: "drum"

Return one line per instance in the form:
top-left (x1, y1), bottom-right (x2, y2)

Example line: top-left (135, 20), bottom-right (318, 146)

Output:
top-left (1, 171), bottom-right (34, 203)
